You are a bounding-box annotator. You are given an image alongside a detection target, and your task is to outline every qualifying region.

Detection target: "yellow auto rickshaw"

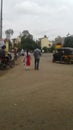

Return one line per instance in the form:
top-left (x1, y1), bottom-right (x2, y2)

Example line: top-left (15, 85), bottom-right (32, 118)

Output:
top-left (53, 47), bottom-right (73, 64)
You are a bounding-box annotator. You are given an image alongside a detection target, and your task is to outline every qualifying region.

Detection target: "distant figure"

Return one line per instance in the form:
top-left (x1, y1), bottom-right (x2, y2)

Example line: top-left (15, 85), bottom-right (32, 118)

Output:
top-left (0, 45), bottom-right (6, 58)
top-left (33, 47), bottom-right (41, 70)
top-left (23, 50), bottom-right (31, 70)
top-left (20, 49), bottom-right (24, 56)
top-left (14, 47), bottom-right (18, 61)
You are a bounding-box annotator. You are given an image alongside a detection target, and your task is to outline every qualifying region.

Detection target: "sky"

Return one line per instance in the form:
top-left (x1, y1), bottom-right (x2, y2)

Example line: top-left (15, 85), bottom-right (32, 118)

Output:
top-left (1, 0), bottom-right (73, 40)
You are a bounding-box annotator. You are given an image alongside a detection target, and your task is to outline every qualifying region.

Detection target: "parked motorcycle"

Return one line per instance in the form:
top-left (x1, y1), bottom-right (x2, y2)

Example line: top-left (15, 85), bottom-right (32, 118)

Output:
top-left (0, 54), bottom-right (15, 70)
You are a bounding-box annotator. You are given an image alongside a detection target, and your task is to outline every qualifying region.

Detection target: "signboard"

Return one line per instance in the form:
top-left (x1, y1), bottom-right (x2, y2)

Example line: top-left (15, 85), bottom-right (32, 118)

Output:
top-left (0, 39), bottom-right (4, 48)
top-left (55, 43), bottom-right (62, 49)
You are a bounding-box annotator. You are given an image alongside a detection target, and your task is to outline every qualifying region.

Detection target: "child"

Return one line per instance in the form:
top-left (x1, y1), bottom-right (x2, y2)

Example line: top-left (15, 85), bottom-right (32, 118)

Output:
top-left (23, 50), bottom-right (31, 70)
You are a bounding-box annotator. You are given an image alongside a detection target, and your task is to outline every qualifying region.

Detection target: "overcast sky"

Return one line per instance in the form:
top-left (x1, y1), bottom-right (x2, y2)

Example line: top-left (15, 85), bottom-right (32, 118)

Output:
top-left (2, 0), bottom-right (73, 40)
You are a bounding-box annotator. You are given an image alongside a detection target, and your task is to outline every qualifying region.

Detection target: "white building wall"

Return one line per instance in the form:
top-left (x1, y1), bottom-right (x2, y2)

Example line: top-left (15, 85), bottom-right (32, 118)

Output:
top-left (41, 38), bottom-right (49, 48)
top-left (41, 37), bottom-right (53, 49)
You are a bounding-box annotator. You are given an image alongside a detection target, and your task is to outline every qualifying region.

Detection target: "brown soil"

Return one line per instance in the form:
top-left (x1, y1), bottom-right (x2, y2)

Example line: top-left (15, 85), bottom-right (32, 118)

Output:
top-left (0, 53), bottom-right (73, 130)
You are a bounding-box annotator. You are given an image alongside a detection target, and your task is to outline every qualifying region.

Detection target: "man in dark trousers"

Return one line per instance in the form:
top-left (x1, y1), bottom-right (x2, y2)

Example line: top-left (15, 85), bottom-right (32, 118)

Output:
top-left (33, 47), bottom-right (41, 70)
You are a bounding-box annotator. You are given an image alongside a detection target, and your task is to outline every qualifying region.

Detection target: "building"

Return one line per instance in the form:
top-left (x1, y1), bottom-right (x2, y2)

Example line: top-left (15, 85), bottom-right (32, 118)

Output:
top-left (39, 35), bottom-right (53, 49)
top-left (12, 36), bottom-right (21, 47)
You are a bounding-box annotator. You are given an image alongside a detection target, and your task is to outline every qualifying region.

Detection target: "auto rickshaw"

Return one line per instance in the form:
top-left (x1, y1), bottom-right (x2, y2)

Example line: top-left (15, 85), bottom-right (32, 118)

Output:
top-left (52, 47), bottom-right (73, 64)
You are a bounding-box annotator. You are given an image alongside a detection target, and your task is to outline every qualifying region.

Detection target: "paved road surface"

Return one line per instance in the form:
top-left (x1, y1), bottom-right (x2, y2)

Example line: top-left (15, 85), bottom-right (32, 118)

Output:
top-left (0, 53), bottom-right (73, 130)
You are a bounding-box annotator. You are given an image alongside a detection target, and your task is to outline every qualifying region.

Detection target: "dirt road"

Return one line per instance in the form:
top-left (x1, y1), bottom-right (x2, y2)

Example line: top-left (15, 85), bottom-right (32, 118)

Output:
top-left (0, 53), bottom-right (73, 130)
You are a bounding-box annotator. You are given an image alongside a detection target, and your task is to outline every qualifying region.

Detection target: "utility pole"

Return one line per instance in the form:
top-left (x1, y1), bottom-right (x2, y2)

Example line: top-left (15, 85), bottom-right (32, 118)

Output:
top-left (0, 0), bottom-right (3, 39)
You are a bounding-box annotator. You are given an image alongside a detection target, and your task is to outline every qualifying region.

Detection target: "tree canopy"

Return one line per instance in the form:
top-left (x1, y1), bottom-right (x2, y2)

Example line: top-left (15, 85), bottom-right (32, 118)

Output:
top-left (5, 29), bottom-right (14, 40)
top-left (20, 30), bottom-right (41, 50)
top-left (21, 36), bottom-right (36, 50)
top-left (63, 36), bottom-right (73, 48)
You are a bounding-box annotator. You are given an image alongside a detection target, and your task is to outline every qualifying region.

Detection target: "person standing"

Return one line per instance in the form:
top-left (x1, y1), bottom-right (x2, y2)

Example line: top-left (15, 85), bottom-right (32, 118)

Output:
top-left (33, 47), bottom-right (41, 70)
top-left (14, 47), bottom-right (18, 61)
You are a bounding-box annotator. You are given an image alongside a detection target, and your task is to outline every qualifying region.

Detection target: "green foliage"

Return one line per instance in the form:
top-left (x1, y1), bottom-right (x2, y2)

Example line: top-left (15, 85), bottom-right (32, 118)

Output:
top-left (21, 36), bottom-right (36, 50)
top-left (9, 41), bottom-right (12, 50)
top-left (48, 45), bottom-right (55, 53)
top-left (42, 47), bottom-right (48, 53)
top-left (5, 29), bottom-right (14, 40)
top-left (63, 36), bottom-right (73, 48)
top-left (42, 45), bottom-right (55, 53)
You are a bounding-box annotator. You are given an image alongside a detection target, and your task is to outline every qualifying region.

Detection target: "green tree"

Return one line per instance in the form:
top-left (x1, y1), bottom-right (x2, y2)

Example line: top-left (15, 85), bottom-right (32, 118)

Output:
top-left (21, 30), bottom-right (42, 50)
top-left (63, 36), bottom-right (73, 48)
top-left (36, 40), bottom-right (41, 49)
top-left (4, 39), bottom-right (12, 51)
top-left (42, 47), bottom-right (48, 53)
top-left (49, 45), bottom-right (55, 52)
top-left (21, 36), bottom-right (36, 50)
top-left (5, 29), bottom-right (14, 40)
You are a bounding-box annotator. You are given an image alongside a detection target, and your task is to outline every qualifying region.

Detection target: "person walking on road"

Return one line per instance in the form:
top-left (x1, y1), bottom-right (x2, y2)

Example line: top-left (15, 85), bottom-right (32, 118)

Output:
top-left (23, 50), bottom-right (31, 70)
top-left (33, 47), bottom-right (41, 70)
